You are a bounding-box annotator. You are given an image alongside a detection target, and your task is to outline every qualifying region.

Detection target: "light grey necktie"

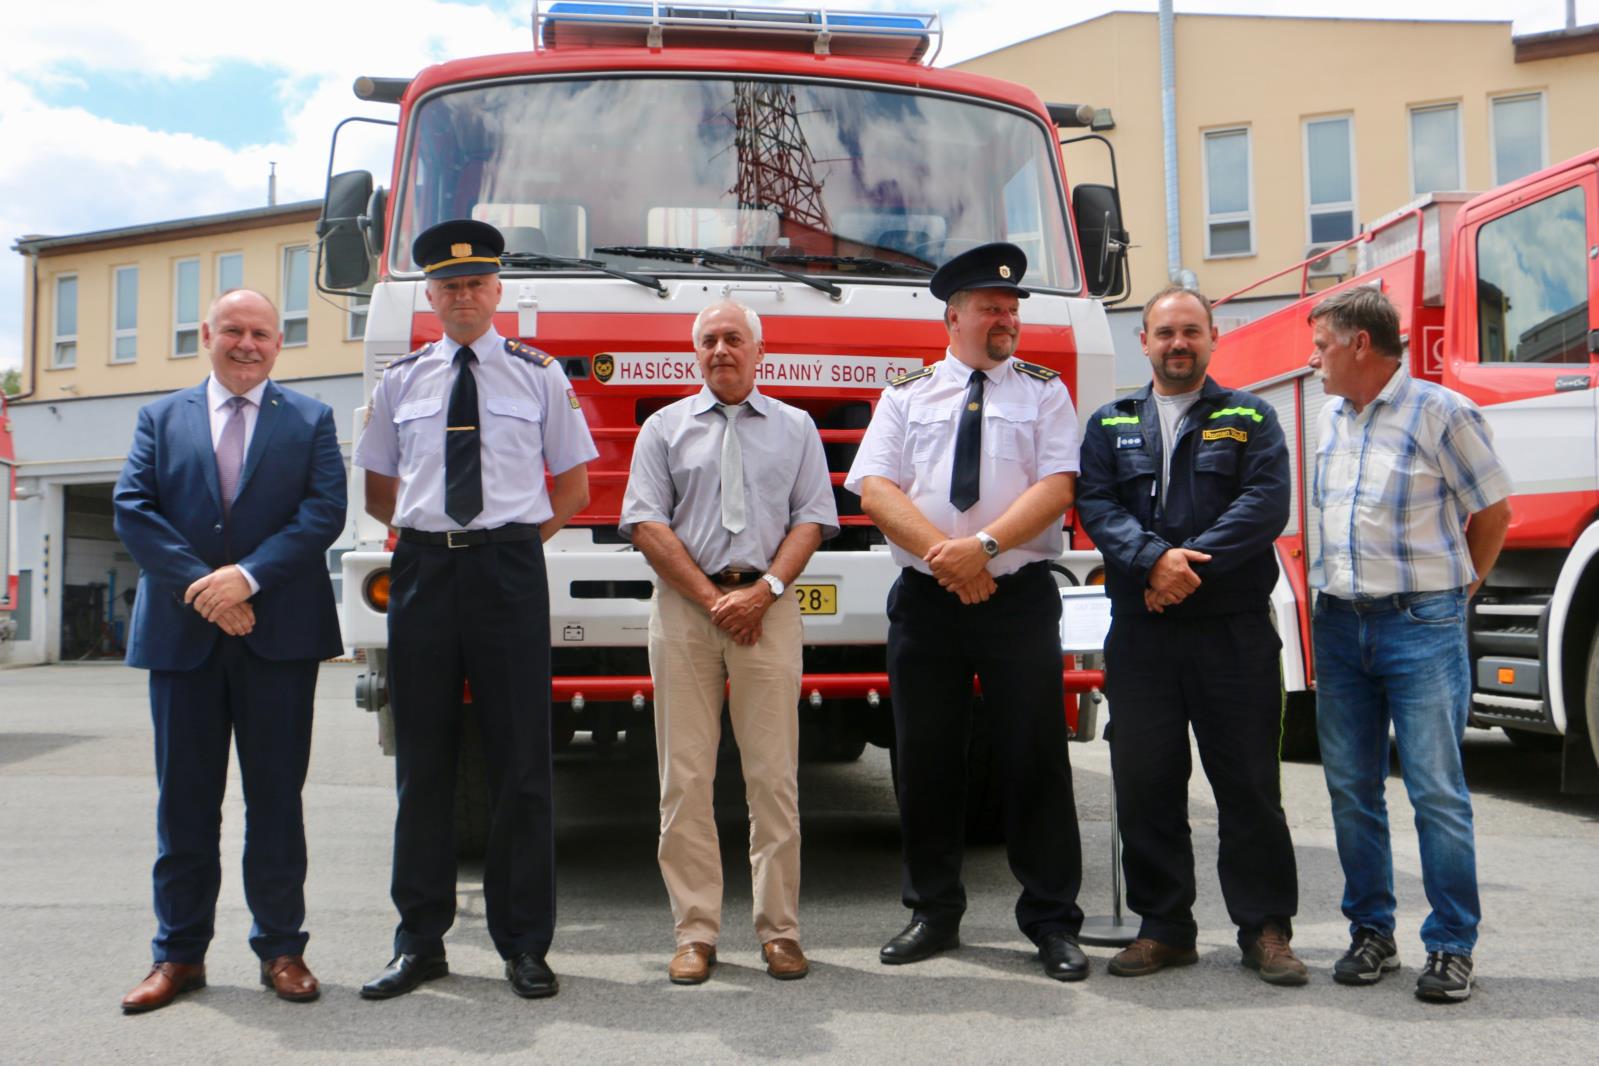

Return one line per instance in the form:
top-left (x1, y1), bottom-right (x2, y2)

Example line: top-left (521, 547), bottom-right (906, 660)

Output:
top-left (216, 395), bottom-right (249, 516)
top-left (719, 403), bottom-right (747, 534)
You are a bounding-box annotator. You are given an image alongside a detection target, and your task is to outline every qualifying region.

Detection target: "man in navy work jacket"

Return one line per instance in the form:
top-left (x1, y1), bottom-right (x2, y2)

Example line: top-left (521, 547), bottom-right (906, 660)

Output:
top-left (1076, 285), bottom-right (1303, 986)
top-left (113, 288), bottom-right (346, 1013)
top-left (354, 219), bottom-right (595, 1002)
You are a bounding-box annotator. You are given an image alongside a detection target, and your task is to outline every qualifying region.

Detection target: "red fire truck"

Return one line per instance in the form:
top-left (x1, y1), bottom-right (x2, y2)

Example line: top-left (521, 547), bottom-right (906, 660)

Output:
top-left (315, 2), bottom-right (1126, 839)
top-left (1209, 147), bottom-right (1599, 792)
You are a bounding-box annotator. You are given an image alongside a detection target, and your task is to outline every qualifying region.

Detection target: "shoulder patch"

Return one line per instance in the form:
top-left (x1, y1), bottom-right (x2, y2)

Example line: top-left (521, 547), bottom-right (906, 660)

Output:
top-left (505, 338), bottom-right (555, 367)
top-left (889, 365), bottom-right (935, 387)
top-left (383, 342), bottom-right (432, 372)
top-left (1012, 359), bottom-right (1059, 382)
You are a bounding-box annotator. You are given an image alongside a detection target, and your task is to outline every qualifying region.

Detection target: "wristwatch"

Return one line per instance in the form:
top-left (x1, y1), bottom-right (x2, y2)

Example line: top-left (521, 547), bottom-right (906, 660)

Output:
top-left (975, 531), bottom-right (1000, 558)
top-left (761, 573), bottom-right (786, 598)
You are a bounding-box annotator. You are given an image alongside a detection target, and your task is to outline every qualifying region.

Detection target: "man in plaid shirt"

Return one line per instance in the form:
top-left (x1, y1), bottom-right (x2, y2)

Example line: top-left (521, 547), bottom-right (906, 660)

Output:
top-left (1307, 287), bottom-right (1511, 1004)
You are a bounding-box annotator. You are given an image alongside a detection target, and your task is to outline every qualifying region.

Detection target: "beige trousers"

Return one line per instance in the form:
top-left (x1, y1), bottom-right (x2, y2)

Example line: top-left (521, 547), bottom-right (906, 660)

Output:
top-left (649, 581), bottom-right (803, 947)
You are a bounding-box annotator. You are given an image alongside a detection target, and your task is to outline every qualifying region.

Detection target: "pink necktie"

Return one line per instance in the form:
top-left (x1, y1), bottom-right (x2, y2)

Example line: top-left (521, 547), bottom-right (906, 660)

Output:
top-left (216, 395), bottom-right (249, 516)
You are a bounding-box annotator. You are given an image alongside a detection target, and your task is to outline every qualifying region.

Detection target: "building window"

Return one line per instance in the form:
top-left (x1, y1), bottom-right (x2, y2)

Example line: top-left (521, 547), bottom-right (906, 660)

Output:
top-left (112, 265), bottom-right (139, 363)
top-left (1203, 127), bottom-right (1253, 258)
top-left (1305, 116), bottom-right (1356, 245)
top-left (346, 292), bottom-right (370, 341)
top-left (217, 251), bottom-right (243, 295)
top-left (1410, 103), bottom-right (1462, 195)
top-left (1492, 93), bottom-right (1546, 185)
top-left (1476, 185), bottom-right (1587, 364)
top-left (52, 275), bottom-right (77, 369)
top-left (282, 245), bottom-right (309, 346)
top-left (174, 258), bottom-right (201, 357)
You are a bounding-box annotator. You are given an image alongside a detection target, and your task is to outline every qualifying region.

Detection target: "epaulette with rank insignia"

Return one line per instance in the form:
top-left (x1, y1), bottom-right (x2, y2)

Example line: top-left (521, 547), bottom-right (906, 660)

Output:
top-left (889, 365), bottom-right (935, 387)
top-left (382, 342), bottom-right (433, 372)
top-left (505, 338), bottom-right (555, 367)
top-left (1012, 359), bottom-right (1059, 382)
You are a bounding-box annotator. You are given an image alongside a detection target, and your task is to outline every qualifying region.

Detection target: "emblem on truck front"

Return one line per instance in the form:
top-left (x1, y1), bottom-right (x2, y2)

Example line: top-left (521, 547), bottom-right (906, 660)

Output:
top-left (593, 353), bottom-right (615, 383)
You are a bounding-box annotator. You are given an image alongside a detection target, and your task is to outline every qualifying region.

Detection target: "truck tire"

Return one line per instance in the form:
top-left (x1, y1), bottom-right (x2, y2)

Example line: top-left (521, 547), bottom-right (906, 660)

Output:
top-left (1281, 691), bottom-right (1320, 762)
top-left (454, 704), bottom-right (491, 861)
top-left (1586, 625), bottom-right (1599, 771)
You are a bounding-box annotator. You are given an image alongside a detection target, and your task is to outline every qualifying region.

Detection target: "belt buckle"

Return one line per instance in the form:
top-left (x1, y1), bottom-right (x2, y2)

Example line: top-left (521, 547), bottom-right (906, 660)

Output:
top-left (446, 529), bottom-right (470, 549)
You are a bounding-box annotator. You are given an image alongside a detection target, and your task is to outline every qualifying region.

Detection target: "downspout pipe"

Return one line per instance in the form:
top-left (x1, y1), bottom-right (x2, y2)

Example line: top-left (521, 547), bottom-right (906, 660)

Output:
top-left (1159, 0), bottom-right (1190, 288)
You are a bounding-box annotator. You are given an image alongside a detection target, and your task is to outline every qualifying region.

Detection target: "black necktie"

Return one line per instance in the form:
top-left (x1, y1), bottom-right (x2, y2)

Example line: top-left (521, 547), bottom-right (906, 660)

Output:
top-left (950, 370), bottom-right (986, 512)
top-left (445, 346), bottom-right (483, 526)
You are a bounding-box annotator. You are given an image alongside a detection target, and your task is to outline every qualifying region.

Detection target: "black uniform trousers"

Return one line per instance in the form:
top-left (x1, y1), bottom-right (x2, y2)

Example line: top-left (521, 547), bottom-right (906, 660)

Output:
top-left (1103, 609), bottom-right (1297, 949)
top-left (387, 535), bottom-right (555, 961)
top-left (149, 639), bottom-right (318, 963)
top-left (885, 562), bottom-right (1085, 944)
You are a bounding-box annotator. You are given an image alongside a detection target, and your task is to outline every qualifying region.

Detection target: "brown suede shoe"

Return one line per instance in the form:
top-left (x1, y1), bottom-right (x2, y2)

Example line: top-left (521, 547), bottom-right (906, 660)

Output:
top-left (121, 962), bottom-right (207, 1013)
top-left (1106, 938), bottom-right (1200, 977)
top-left (1243, 923), bottom-right (1308, 986)
top-left (668, 942), bottom-right (717, 985)
top-left (762, 938), bottom-right (809, 981)
top-left (260, 955), bottom-right (321, 1002)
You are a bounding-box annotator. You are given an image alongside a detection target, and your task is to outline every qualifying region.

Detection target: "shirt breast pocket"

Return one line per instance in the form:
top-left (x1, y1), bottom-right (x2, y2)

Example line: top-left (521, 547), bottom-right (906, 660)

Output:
top-left (1113, 447), bottom-right (1158, 519)
top-left (1194, 442), bottom-right (1240, 480)
top-left (394, 396), bottom-right (444, 457)
top-left (907, 404), bottom-right (956, 466)
top-left (484, 395), bottom-right (543, 461)
top-left (985, 402), bottom-right (1033, 463)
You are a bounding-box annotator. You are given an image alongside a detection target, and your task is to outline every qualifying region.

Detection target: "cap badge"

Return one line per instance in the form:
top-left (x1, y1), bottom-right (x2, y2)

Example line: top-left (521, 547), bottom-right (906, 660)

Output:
top-left (998, 264), bottom-right (1012, 279)
top-left (451, 242), bottom-right (473, 257)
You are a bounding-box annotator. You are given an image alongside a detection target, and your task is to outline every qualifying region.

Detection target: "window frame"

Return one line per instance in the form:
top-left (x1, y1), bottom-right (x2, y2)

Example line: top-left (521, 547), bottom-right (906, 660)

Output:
top-left (281, 244), bottom-right (309, 348)
top-left (173, 256), bottom-right (201, 359)
top-left (1202, 125), bottom-right (1256, 260)
top-left (1302, 114), bottom-right (1358, 247)
top-left (1408, 101), bottom-right (1464, 197)
top-left (51, 273), bottom-right (78, 370)
top-left (346, 291), bottom-right (370, 342)
top-left (1490, 91), bottom-right (1548, 186)
top-left (111, 264), bottom-right (139, 365)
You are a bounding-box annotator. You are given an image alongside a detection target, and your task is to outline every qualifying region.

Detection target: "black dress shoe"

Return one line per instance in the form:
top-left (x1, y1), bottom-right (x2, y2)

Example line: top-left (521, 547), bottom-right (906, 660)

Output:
top-left (360, 953), bottom-right (448, 999)
top-left (1039, 932), bottom-right (1089, 982)
top-left (506, 953), bottom-right (559, 999)
top-left (880, 920), bottom-right (959, 965)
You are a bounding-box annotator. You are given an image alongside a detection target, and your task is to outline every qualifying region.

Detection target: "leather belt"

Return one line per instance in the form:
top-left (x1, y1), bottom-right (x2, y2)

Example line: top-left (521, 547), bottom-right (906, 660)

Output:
top-left (398, 523), bottom-right (541, 549)
top-left (705, 568), bottom-right (763, 587)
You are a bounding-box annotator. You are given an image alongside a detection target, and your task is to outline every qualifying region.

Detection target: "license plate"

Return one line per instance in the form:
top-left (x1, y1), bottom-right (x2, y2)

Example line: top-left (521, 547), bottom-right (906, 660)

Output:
top-left (792, 584), bottom-right (837, 615)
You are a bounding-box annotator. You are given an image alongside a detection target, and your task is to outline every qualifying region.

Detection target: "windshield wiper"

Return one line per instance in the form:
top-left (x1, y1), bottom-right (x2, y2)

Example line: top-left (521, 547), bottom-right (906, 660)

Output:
top-left (500, 252), bottom-right (666, 297)
top-left (766, 253), bottom-right (934, 276)
top-left (595, 245), bottom-right (843, 300)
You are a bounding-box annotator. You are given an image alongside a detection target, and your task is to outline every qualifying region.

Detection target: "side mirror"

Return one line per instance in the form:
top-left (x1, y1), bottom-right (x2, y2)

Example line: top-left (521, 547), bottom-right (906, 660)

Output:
top-left (1072, 183), bottom-right (1129, 300)
top-left (317, 170), bottom-right (374, 292)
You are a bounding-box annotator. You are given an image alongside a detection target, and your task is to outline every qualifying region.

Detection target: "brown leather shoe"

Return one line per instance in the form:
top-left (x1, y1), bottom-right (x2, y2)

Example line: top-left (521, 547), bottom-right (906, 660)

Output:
top-left (762, 938), bottom-right (809, 980)
top-left (260, 955), bottom-right (321, 1002)
top-left (1243, 923), bottom-right (1308, 986)
top-left (668, 942), bottom-right (717, 985)
top-left (121, 962), bottom-right (206, 1013)
top-left (1106, 938), bottom-right (1200, 977)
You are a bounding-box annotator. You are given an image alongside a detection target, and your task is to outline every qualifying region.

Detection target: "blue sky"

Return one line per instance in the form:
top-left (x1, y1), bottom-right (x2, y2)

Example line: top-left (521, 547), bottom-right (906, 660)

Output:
top-left (0, 0), bottom-right (1586, 373)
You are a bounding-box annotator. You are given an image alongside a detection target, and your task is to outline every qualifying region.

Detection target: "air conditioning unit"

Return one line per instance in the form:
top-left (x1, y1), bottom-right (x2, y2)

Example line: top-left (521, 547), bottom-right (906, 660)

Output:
top-left (1305, 243), bottom-right (1351, 278)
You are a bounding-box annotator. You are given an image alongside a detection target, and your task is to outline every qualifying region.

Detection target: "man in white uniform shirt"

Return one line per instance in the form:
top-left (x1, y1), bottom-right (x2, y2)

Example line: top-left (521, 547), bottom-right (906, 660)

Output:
top-left (844, 242), bottom-right (1089, 982)
top-left (620, 299), bottom-right (838, 984)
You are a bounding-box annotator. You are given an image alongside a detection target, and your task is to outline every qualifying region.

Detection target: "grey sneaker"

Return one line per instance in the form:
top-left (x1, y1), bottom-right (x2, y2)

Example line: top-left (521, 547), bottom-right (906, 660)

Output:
top-left (1415, 951), bottom-right (1473, 1003)
top-left (1242, 922), bottom-right (1308, 987)
top-left (1333, 928), bottom-right (1400, 986)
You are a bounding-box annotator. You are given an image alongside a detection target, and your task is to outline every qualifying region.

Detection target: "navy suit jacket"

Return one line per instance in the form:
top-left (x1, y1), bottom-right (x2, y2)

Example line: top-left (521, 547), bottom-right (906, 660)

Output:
top-left (114, 379), bottom-right (347, 672)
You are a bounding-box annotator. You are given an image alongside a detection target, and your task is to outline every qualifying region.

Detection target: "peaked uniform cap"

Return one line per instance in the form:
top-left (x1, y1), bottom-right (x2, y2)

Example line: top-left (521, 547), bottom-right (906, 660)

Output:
top-left (929, 242), bottom-right (1031, 301)
top-left (413, 219), bottom-right (504, 278)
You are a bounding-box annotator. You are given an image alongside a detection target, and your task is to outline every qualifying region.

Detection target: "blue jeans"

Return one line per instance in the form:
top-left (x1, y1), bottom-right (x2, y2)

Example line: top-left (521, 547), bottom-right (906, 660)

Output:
top-left (1312, 589), bottom-right (1478, 956)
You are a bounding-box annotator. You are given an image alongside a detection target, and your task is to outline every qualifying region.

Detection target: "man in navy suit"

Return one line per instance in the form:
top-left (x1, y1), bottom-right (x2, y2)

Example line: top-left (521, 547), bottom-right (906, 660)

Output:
top-left (113, 288), bottom-right (346, 1013)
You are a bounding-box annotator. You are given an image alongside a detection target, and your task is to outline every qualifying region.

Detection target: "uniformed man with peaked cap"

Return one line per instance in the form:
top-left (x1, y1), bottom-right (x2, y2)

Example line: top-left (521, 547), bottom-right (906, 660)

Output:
top-left (353, 218), bottom-right (597, 1001)
top-left (844, 242), bottom-right (1090, 982)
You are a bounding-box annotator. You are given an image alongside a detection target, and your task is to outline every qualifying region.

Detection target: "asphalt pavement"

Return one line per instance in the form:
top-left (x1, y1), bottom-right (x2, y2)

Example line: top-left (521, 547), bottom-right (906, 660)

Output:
top-left (2, 662), bottom-right (1597, 1065)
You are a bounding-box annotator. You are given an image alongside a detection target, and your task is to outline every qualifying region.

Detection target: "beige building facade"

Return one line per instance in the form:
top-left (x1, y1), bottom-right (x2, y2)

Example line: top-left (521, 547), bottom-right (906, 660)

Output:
top-left (957, 13), bottom-right (1599, 362)
top-left (4, 203), bottom-right (364, 664)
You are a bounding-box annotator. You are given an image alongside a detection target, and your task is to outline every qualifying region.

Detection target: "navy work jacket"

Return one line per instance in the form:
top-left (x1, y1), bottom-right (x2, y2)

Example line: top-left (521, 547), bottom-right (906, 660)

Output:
top-left (1077, 376), bottom-right (1289, 618)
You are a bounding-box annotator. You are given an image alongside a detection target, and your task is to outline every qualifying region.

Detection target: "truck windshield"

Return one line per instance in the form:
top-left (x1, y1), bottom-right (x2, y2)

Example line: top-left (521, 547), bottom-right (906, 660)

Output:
top-left (393, 75), bottom-right (1079, 291)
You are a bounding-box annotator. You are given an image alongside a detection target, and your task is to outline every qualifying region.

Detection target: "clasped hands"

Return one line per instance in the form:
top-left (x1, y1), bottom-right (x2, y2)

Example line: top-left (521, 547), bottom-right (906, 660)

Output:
top-left (184, 565), bottom-right (255, 636)
top-left (707, 582), bottom-right (774, 647)
top-left (925, 536), bottom-right (996, 605)
top-left (1144, 547), bottom-right (1212, 613)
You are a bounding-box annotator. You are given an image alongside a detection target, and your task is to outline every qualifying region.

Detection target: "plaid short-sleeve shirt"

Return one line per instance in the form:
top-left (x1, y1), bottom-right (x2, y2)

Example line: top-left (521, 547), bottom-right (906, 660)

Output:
top-left (1311, 365), bottom-right (1511, 598)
